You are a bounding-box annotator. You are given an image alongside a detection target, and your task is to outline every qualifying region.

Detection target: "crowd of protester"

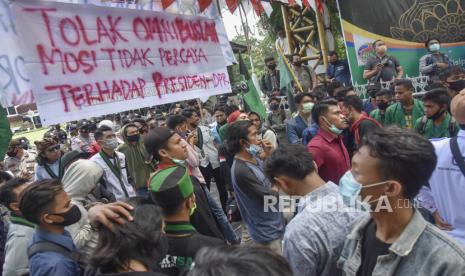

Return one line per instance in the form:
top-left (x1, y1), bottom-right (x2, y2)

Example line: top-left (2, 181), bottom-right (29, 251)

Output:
top-left (0, 36), bottom-right (465, 276)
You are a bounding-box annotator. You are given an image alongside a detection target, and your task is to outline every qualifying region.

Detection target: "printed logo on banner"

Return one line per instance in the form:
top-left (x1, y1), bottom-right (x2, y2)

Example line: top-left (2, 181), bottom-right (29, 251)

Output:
top-left (352, 34), bottom-right (375, 66)
top-left (11, 0), bottom-right (231, 125)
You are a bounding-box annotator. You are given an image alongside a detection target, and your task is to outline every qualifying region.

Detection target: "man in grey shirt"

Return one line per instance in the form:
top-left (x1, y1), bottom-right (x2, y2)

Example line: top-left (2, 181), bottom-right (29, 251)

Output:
top-left (264, 144), bottom-right (362, 275)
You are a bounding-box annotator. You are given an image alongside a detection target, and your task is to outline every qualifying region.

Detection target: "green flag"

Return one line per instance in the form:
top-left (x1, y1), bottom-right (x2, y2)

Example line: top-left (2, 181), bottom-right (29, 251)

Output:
top-left (238, 53), bottom-right (266, 119)
top-left (0, 106), bottom-right (12, 162)
top-left (278, 52), bottom-right (297, 113)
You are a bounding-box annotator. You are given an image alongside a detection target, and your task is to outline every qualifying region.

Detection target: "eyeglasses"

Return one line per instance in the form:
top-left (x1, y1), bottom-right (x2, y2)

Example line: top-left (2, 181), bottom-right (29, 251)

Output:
top-left (46, 145), bottom-right (60, 153)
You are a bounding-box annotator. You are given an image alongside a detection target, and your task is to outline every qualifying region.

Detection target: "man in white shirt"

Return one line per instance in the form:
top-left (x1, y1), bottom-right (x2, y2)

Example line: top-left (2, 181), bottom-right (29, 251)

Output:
top-left (417, 89), bottom-right (465, 246)
top-left (90, 125), bottom-right (135, 200)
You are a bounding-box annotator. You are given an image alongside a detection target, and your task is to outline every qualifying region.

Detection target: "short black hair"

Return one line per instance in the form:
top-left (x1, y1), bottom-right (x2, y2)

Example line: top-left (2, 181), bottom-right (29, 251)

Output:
top-left (264, 56), bottom-right (275, 63)
top-left (0, 178), bottom-right (29, 211)
top-left (375, 89), bottom-right (393, 98)
top-left (422, 88), bottom-right (450, 106)
top-left (0, 171), bottom-right (13, 184)
top-left (372, 39), bottom-right (383, 48)
top-left (294, 93), bottom-right (313, 104)
top-left (94, 125), bottom-right (113, 141)
top-left (166, 115), bottom-right (187, 130)
top-left (343, 95), bottom-right (363, 113)
top-left (19, 179), bottom-right (64, 224)
top-left (123, 123), bottom-right (138, 136)
top-left (425, 38), bottom-right (440, 48)
top-left (214, 106), bottom-right (226, 113)
top-left (226, 120), bottom-right (253, 155)
top-left (181, 108), bottom-right (197, 119)
top-left (335, 86), bottom-right (355, 101)
top-left (310, 85), bottom-right (328, 102)
top-left (327, 81), bottom-right (343, 97)
top-left (312, 98), bottom-right (338, 126)
top-left (132, 118), bottom-right (147, 126)
top-left (268, 97), bottom-right (280, 104)
top-left (189, 245), bottom-right (292, 276)
top-left (394, 78), bottom-right (414, 91)
top-left (360, 126), bottom-right (437, 200)
top-left (264, 144), bottom-right (316, 180)
top-left (328, 50), bottom-right (337, 57)
top-left (439, 65), bottom-right (465, 81)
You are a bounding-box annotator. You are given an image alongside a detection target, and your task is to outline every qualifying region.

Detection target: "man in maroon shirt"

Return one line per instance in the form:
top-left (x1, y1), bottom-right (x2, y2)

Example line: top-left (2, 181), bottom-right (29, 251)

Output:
top-left (307, 98), bottom-right (350, 183)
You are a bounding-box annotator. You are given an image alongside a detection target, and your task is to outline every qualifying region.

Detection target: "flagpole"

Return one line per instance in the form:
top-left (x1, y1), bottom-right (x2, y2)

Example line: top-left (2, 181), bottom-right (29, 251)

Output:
top-left (315, 6), bottom-right (329, 68)
top-left (238, 1), bottom-right (255, 74)
top-left (277, 45), bottom-right (304, 93)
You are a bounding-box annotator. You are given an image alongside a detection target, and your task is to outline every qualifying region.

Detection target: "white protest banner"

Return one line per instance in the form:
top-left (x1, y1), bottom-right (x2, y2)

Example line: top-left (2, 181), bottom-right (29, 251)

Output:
top-left (0, 0), bottom-right (34, 107)
top-left (11, 0), bottom-right (231, 125)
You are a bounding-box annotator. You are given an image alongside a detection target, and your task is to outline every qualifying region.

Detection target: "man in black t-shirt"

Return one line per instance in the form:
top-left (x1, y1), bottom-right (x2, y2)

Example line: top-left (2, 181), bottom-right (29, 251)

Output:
top-left (149, 165), bottom-right (224, 276)
top-left (363, 40), bottom-right (403, 83)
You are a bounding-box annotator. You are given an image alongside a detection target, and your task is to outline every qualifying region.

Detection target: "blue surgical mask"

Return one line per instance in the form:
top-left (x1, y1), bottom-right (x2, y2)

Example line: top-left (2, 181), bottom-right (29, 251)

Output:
top-left (303, 102), bottom-right (314, 113)
top-left (246, 143), bottom-right (262, 157)
top-left (323, 117), bottom-right (343, 135)
top-left (339, 171), bottom-right (390, 211)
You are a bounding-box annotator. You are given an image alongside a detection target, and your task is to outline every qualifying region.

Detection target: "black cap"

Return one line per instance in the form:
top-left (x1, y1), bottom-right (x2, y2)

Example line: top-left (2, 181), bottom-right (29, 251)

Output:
top-left (77, 120), bottom-right (91, 129)
top-left (144, 127), bottom-right (175, 161)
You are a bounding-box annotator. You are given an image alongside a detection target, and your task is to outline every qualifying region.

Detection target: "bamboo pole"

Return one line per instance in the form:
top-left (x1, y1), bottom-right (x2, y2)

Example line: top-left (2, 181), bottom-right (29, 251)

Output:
top-left (281, 5), bottom-right (294, 54)
top-left (277, 45), bottom-right (304, 93)
top-left (315, 8), bottom-right (329, 68)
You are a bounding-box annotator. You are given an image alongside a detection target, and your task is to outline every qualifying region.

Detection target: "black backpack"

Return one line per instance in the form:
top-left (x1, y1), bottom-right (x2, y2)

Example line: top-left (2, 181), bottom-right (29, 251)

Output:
top-left (27, 241), bottom-right (85, 275)
top-left (417, 115), bottom-right (457, 137)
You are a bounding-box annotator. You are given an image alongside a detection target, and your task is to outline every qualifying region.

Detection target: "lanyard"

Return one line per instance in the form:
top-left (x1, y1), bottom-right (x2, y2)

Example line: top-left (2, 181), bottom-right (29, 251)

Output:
top-left (10, 215), bottom-right (35, 228)
top-left (99, 151), bottom-right (129, 198)
top-left (196, 127), bottom-right (204, 150)
top-left (43, 158), bottom-right (63, 180)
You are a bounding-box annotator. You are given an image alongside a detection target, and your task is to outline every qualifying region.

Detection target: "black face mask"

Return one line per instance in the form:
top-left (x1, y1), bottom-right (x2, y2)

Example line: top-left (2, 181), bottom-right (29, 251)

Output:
top-left (330, 60), bottom-right (338, 65)
top-left (270, 103), bottom-right (279, 111)
top-left (127, 134), bottom-right (140, 142)
top-left (448, 79), bottom-right (465, 92)
top-left (267, 64), bottom-right (277, 70)
top-left (50, 205), bottom-right (82, 226)
top-left (427, 108), bottom-right (446, 121)
top-left (377, 102), bottom-right (389, 111)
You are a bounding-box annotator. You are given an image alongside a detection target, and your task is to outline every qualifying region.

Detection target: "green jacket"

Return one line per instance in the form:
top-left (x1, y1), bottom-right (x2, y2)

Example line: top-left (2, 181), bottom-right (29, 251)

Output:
top-left (0, 107), bottom-right (12, 162)
top-left (369, 109), bottom-right (386, 126)
top-left (414, 113), bottom-right (458, 139)
top-left (219, 124), bottom-right (229, 142)
top-left (117, 125), bottom-right (153, 189)
top-left (384, 99), bottom-right (424, 128)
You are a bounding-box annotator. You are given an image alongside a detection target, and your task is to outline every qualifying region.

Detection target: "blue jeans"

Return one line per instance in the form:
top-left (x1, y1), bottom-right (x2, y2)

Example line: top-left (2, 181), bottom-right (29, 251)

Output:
top-left (202, 185), bottom-right (240, 244)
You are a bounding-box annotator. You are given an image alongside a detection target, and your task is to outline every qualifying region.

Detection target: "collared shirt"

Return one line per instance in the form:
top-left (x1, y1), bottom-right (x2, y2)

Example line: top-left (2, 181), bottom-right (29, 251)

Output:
top-left (3, 215), bottom-right (35, 276)
top-left (302, 122), bottom-right (320, 146)
top-left (417, 129), bottom-right (465, 246)
top-left (414, 113), bottom-right (458, 139)
top-left (419, 52), bottom-right (451, 79)
top-left (337, 210), bottom-right (465, 275)
top-left (364, 55), bottom-right (400, 82)
top-left (28, 228), bottom-right (81, 276)
top-left (196, 126), bottom-right (220, 169)
top-left (286, 114), bottom-right (309, 144)
top-left (294, 66), bottom-right (314, 92)
top-left (283, 182), bottom-right (362, 276)
top-left (370, 109), bottom-right (386, 126)
top-left (34, 159), bottom-right (60, 181)
top-left (307, 129), bottom-right (350, 184)
top-left (327, 59), bottom-right (352, 86)
top-left (384, 99), bottom-right (424, 128)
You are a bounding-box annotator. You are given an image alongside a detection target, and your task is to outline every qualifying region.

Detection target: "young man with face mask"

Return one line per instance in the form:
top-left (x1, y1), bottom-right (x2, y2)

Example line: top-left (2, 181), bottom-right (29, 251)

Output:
top-left (419, 38), bottom-right (451, 81)
top-left (150, 166), bottom-right (224, 275)
top-left (264, 144), bottom-right (361, 276)
top-left (249, 112), bottom-right (278, 149)
top-left (439, 65), bottom-right (465, 98)
top-left (267, 97), bottom-right (288, 144)
top-left (307, 99), bottom-right (350, 184)
top-left (144, 127), bottom-right (227, 242)
top-left (414, 88), bottom-right (457, 139)
top-left (70, 119), bottom-right (94, 153)
top-left (327, 51), bottom-right (352, 87)
top-left (19, 179), bottom-right (82, 276)
top-left (5, 139), bottom-right (36, 178)
top-left (260, 56), bottom-right (283, 97)
top-left (292, 54), bottom-right (317, 92)
top-left (117, 123), bottom-right (153, 197)
top-left (369, 89), bottom-right (393, 126)
top-left (0, 178), bottom-right (33, 276)
top-left (363, 40), bottom-right (403, 82)
top-left (342, 95), bottom-right (382, 147)
top-left (338, 127), bottom-right (465, 275)
top-left (90, 126), bottom-right (136, 201)
top-left (417, 90), bottom-right (465, 247)
top-left (227, 120), bottom-right (284, 253)
top-left (385, 78), bottom-right (424, 128)
top-left (286, 93), bottom-right (314, 144)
